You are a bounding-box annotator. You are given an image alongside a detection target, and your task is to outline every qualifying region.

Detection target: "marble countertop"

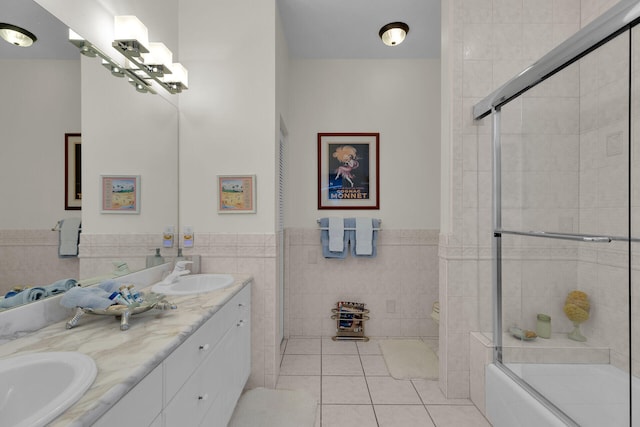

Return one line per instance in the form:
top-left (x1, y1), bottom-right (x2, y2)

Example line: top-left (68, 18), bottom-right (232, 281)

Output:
top-left (0, 274), bottom-right (252, 427)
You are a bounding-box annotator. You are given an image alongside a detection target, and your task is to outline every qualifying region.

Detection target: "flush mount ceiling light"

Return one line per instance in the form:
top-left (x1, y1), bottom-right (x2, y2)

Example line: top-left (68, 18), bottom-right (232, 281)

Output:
top-left (0, 23), bottom-right (37, 47)
top-left (378, 22), bottom-right (409, 46)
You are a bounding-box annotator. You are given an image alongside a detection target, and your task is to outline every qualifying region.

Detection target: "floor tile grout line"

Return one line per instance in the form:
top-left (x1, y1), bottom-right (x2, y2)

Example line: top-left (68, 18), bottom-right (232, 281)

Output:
top-left (411, 379), bottom-right (438, 426)
top-left (319, 338), bottom-right (323, 427)
top-left (358, 340), bottom-right (381, 426)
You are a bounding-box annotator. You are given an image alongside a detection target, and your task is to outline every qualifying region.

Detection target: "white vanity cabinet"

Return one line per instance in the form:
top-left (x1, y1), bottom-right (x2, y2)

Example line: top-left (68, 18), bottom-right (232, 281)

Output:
top-left (92, 363), bottom-right (164, 427)
top-left (92, 284), bottom-right (251, 427)
top-left (164, 284), bottom-right (251, 426)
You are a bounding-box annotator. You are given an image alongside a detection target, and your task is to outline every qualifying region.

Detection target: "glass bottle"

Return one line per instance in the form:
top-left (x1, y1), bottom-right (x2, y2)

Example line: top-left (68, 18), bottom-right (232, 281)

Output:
top-left (536, 314), bottom-right (551, 339)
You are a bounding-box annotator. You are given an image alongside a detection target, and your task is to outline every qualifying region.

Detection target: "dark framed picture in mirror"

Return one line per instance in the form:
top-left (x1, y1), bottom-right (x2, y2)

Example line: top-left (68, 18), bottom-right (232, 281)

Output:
top-left (65, 133), bottom-right (82, 210)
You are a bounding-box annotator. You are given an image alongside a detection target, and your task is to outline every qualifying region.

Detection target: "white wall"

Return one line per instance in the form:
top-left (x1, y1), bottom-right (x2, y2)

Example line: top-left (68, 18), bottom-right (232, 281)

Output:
top-left (178, 0), bottom-right (281, 389)
top-left (179, 0), bottom-right (277, 234)
top-left (0, 59), bottom-right (80, 229)
top-left (286, 59), bottom-right (440, 229)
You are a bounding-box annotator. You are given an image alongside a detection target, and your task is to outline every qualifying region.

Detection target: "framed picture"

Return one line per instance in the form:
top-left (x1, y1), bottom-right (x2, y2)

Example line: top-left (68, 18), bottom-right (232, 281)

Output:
top-left (217, 175), bottom-right (256, 213)
top-left (100, 175), bottom-right (141, 214)
top-left (65, 133), bottom-right (82, 210)
top-left (318, 132), bottom-right (380, 210)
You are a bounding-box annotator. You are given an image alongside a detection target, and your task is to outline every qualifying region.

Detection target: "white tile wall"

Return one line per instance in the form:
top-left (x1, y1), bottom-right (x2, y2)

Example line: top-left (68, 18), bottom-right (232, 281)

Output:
top-left (441, 0), bottom-right (585, 399)
top-left (446, 0), bottom-right (639, 406)
top-left (0, 229), bottom-right (79, 294)
top-left (284, 229), bottom-right (439, 339)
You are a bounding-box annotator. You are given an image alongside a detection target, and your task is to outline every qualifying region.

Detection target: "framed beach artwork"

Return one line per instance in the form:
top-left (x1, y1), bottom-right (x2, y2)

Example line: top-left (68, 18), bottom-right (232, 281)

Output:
top-left (100, 175), bottom-right (141, 214)
top-left (65, 133), bottom-right (82, 210)
top-left (317, 132), bottom-right (380, 210)
top-left (217, 175), bottom-right (256, 213)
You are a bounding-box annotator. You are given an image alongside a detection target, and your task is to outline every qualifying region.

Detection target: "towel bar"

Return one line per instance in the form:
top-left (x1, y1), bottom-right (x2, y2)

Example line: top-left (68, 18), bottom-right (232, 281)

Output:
top-left (316, 218), bottom-right (381, 231)
top-left (51, 220), bottom-right (83, 232)
top-left (318, 227), bottom-right (381, 231)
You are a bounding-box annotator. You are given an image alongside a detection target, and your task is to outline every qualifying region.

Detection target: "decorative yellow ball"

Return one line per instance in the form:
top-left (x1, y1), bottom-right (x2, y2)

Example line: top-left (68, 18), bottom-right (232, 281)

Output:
top-left (564, 290), bottom-right (590, 323)
top-left (563, 303), bottom-right (589, 322)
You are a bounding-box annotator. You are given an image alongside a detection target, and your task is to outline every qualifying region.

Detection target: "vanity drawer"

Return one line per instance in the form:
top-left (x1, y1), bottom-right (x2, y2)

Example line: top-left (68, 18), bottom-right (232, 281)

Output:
top-left (164, 286), bottom-right (248, 405)
top-left (164, 300), bottom-right (235, 404)
top-left (164, 325), bottom-right (235, 426)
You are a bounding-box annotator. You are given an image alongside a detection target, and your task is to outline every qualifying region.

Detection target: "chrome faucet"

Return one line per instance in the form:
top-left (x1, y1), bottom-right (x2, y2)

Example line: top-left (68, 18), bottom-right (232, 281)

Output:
top-left (161, 260), bottom-right (192, 285)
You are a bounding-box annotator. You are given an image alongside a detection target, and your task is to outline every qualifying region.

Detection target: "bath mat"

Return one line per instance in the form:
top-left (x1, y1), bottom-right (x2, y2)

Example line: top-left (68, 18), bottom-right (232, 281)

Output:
top-left (379, 339), bottom-right (439, 380)
top-left (228, 387), bottom-right (317, 427)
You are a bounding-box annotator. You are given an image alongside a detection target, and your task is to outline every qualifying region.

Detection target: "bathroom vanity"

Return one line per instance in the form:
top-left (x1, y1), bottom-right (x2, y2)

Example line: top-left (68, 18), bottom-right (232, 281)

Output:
top-left (0, 274), bottom-right (252, 427)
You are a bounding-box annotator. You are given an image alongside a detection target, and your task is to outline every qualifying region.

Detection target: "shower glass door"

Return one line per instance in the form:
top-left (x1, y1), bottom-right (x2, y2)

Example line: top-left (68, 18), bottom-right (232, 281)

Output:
top-left (496, 29), bottom-right (632, 426)
top-left (631, 24), bottom-right (640, 425)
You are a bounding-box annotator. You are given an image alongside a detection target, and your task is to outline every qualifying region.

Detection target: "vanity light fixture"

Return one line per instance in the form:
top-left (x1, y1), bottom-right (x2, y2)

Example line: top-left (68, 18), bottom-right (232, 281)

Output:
top-left (111, 15), bottom-right (188, 94)
top-left (0, 23), bottom-right (37, 47)
top-left (113, 15), bottom-right (149, 56)
top-left (68, 29), bottom-right (156, 94)
top-left (378, 22), bottom-right (409, 46)
top-left (141, 42), bottom-right (173, 77)
top-left (162, 62), bottom-right (188, 93)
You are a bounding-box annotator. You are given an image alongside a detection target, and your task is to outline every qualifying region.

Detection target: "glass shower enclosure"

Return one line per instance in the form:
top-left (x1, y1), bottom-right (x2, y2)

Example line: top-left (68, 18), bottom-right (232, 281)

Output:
top-left (474, 1), bottom-right (640, 425)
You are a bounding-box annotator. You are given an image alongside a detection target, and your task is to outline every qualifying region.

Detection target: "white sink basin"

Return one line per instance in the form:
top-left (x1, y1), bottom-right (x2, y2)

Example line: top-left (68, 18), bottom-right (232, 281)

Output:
top-left (152, 274), bottom-right (235, 295)
top-left (0, 351), bottom-right (97, 427)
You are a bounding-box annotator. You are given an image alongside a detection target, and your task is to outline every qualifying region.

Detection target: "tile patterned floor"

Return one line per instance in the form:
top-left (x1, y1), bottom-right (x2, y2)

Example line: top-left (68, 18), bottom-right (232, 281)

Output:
top-left (276, 338), bottom-right (492, 427)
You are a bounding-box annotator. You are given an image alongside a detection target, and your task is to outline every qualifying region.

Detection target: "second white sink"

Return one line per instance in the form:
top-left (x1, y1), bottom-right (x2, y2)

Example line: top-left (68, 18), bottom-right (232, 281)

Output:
top-left (152, 274), bottom-right (235, 295)
top-left (0, 351), bottom-right (97, 427)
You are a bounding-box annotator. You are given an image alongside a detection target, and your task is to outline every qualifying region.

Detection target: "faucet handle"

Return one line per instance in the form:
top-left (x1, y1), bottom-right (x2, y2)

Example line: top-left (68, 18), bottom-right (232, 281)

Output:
top-left (175, 260), bottom-right (193, 270)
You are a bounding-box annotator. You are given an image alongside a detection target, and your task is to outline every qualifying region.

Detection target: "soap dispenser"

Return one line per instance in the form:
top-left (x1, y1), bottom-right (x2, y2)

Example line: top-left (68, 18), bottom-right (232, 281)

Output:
top-left (146, 248), bottom-right (165, 268)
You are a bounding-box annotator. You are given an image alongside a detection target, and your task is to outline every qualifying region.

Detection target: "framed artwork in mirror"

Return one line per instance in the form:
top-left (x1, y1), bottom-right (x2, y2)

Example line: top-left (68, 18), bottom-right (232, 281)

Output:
top-left (217, 175), bottom-right (256, 213)
top-left (317, 132), bottom-right (380, 210)
top-left (100, 175), bottom-right (141, 214)
top-left (65, 133), bottom-right (82, 210)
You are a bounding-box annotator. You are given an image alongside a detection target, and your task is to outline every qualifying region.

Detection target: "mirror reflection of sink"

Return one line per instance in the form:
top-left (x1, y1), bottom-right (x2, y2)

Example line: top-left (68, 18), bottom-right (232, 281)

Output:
top-left (0, 351), bottom-right (97, 427)
top-left (152, 274), bottom-right (235, 295)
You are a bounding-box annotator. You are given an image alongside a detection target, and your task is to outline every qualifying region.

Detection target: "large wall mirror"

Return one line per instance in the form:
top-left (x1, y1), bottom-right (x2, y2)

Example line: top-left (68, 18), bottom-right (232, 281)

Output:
top-left (0, 0), bottom-right (179, 311)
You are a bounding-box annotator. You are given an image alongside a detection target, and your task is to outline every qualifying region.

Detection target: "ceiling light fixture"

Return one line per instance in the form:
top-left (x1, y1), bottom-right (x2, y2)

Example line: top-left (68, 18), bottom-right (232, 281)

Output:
top-left (378, 22), bottom-right (409, 47)
top-left (0, 23), bottom-right (37, 47)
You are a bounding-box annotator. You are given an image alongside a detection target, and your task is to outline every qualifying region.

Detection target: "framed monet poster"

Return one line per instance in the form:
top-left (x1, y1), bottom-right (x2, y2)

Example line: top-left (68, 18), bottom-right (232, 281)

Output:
top-left (317, 133), bottom-right (380, 210)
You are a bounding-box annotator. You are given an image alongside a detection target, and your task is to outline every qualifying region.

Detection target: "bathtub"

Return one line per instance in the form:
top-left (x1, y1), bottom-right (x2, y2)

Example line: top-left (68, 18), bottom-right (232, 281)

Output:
top-left (486, 363), bottom-right (637, 426)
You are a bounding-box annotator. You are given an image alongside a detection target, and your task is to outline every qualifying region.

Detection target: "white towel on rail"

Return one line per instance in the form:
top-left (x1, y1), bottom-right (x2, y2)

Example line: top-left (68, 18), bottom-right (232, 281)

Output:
top-left (355, 217), bottom-right (373, 255)
top-left (59, 217), bottom-right (81, 257)
top-left (328, 217), bottom-right (344, 252)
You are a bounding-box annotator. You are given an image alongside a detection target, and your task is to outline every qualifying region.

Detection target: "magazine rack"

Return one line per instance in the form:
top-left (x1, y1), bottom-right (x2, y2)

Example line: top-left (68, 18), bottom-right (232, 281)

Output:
top-left (331, 301), bottom-right (370, 341)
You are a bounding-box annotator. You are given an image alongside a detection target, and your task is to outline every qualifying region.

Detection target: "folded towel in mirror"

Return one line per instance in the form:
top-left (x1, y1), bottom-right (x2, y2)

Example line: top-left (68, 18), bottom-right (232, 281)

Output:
top-left (0, 287), bottom-right (47, 309)
top-left (44, 278), bottom-right (78, 295)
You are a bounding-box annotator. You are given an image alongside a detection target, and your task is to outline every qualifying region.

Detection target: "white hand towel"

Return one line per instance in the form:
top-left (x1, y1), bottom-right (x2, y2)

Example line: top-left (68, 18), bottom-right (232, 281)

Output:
top-left (59, 217), bottom-right (82, 256)
top-left (328, 217), bottom-right (344, 252)
top-left (355, 217), bottom-right (373, 255)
